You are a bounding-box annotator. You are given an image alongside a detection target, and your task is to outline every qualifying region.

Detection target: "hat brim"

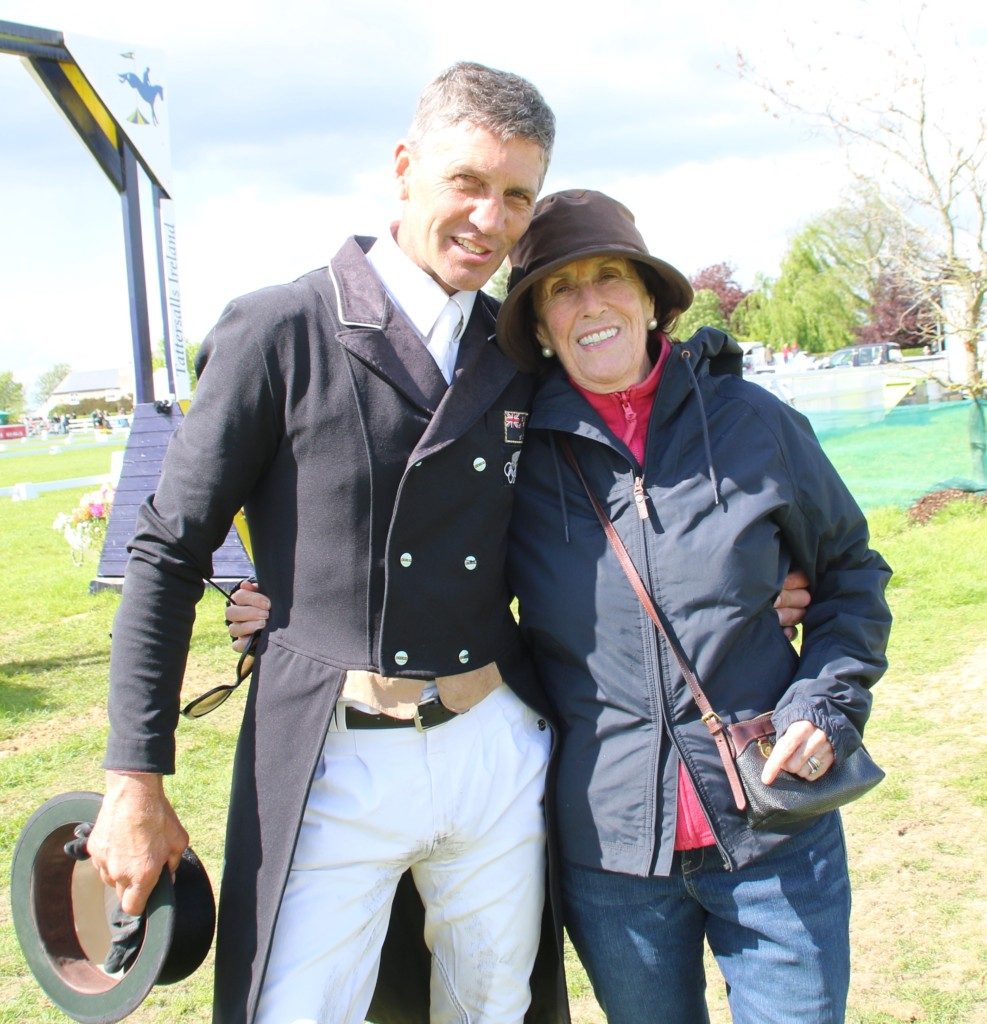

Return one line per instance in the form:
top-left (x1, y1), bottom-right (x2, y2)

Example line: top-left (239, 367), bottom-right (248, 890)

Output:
top-left (11, 791), bottom-right (214, 1024)
top-left (496, 243), bottom-right (694, 374)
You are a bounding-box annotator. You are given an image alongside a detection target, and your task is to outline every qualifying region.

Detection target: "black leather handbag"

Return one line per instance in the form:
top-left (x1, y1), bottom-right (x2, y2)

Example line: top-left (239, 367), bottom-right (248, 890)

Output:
top-left (558, 436), bottom-right (885, 830)
top-left (726, 712), bottom-right (884, 829)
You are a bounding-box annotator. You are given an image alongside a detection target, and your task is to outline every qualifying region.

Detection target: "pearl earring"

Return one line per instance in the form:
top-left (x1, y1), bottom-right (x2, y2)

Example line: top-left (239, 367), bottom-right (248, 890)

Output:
top-left (647, 317), bottom-right (659, 331)
top-left (541, 346), bottom-right (555, 358)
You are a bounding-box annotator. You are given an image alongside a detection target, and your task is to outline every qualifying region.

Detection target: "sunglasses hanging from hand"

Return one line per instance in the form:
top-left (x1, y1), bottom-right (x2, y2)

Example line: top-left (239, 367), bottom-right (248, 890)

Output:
top-left (181, 578), bottom-right (258, 719)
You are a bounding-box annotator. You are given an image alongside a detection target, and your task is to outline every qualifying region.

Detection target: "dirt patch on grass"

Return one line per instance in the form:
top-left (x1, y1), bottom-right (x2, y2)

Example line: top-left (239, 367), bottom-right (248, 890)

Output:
top-left (0, 705), bottom-right (106, 758)
top-left (0, 659), bottom-right (236, 758)
top-left (907, 487), bottom-right (987, 524)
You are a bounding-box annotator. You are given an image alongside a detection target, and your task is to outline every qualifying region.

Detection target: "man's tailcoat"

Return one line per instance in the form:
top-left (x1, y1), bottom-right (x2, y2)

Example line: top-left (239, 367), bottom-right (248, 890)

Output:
top-left (105, 237), bottom-right (567, 1023)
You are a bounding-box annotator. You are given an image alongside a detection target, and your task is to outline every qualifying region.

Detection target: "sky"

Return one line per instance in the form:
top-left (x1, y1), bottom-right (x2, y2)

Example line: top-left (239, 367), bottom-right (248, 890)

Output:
top-left (0, 0), bottom-right (982, 403)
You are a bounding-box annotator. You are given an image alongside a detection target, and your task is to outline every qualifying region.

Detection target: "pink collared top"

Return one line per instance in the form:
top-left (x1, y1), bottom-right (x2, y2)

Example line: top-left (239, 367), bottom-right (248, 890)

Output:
top-left (570, 336), bottom-right (717, 851)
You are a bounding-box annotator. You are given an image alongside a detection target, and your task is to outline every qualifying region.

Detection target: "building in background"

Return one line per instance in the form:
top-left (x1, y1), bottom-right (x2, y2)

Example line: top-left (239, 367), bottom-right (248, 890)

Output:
top-left (43, 368), bottom-right (134, 416)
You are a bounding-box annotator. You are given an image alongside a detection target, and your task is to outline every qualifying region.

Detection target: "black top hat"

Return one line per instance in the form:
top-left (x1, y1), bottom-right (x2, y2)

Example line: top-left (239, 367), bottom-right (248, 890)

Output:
top-left (10, 791), bottom-right (216, 1024)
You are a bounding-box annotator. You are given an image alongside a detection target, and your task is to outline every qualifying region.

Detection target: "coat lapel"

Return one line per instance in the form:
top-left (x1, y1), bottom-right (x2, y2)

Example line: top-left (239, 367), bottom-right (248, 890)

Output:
top-left (320, 237), bottom-right (448, 413)
top-left (411, 297), bottom-right (518, 462)
top-left (317, 239), bottom-right (518, 455)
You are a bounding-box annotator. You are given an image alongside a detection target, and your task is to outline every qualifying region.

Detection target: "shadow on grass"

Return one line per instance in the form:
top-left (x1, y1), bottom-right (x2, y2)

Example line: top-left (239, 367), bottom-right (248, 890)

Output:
top-left (0, 649), bottom-right (110, 715)
top-left (0, 678), bottom-right (52, 719)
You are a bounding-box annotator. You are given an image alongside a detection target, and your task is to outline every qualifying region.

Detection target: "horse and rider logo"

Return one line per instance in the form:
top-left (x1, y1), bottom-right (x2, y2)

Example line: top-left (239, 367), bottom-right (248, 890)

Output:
top-left (117, 65), bottom-right (164, 126)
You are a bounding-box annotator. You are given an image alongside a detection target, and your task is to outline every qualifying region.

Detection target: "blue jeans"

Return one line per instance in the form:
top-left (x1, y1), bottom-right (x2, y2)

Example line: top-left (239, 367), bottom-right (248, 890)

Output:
top-left (561, 813), bottom-right (851, 1024)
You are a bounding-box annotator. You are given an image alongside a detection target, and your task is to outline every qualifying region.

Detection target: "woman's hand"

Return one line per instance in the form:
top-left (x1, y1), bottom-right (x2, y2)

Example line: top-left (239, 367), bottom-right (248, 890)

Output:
top-left (226, 580), bottom-right (270, 653)
top-left (774, 569), bottom-right (811, 640)
top-left (761, 720), bottom-right (834, 785)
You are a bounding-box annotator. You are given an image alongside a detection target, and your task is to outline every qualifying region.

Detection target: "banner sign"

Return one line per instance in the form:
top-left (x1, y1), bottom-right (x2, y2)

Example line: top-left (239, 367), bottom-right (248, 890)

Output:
top-left (158, 198), bottom-right (191, 400)
top-left (63, 31), bottom-right (172, 193)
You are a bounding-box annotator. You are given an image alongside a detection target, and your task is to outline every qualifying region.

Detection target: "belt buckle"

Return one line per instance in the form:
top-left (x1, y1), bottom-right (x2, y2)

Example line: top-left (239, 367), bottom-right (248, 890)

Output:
top-left (413, 697), bottom-right (440, 732)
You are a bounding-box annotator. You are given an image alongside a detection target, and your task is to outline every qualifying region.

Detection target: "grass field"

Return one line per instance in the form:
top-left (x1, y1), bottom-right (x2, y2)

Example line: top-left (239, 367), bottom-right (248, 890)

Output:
top-left (0, 433), bottom-right (127, 489)
top-left (1, 445), bottom-right (985, 1021)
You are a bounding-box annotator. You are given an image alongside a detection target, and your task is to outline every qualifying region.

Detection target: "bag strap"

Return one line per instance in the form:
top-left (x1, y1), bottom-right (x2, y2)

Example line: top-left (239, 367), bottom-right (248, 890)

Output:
top-left (558, 435), bottom-right (747, 810)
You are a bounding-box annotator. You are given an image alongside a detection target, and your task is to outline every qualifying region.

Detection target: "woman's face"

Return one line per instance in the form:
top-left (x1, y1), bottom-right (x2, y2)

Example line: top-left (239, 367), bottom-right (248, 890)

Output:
top-left (534, 255), bottom-right (656, 394)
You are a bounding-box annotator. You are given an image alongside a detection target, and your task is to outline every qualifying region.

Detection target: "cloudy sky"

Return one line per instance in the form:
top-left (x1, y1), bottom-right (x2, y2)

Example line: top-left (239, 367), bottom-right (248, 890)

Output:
top-left (0, 0), bottom-right (981, 400)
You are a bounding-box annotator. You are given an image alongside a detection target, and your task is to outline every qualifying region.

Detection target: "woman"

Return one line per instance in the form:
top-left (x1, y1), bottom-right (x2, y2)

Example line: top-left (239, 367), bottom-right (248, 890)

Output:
top-left (496, 189), bottom-right (891, 1023)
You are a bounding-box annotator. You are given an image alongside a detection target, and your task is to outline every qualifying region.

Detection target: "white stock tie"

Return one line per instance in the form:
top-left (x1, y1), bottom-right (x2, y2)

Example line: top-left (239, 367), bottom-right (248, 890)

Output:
top-left (427, 298), bottom-right (464, 384)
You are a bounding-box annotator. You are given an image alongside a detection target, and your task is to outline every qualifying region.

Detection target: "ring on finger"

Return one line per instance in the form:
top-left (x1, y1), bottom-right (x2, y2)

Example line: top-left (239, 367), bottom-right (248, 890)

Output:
top-left (806, 755), bottom-right (822, 776)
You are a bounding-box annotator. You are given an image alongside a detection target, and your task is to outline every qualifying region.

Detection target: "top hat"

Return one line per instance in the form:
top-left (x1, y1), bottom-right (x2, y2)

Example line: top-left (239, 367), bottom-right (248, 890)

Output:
top-left (10, 791), bottom-right (216, 1024)
top-left (496, 189), bottom-right (694, 373)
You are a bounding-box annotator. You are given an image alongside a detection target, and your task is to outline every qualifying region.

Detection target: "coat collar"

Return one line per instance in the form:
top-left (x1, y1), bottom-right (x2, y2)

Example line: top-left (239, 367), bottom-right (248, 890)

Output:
top-left (320, 236), bottom-right (522, 453)
top-left (323, 236), bottom-right (447, 411)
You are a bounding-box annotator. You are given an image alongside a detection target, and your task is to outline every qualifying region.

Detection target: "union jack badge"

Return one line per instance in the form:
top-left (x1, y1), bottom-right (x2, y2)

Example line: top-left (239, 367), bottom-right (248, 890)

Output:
top-left (503, 410), bottom-right (528, 445)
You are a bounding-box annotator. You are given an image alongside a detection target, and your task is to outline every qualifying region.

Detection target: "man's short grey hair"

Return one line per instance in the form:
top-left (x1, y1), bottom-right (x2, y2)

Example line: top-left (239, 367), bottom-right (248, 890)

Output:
top-left (407, 62), bottom-right (556, 165)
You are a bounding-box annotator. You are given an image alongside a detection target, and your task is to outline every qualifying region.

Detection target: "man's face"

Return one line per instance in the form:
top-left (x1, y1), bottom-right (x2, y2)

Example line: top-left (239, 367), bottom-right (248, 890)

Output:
top-left (394, 122), bottom-right (546, 294)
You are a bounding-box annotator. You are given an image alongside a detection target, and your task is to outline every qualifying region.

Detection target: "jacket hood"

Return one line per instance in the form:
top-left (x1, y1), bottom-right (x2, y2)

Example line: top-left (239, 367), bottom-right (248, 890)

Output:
top-left (692, 326), bottom-right (744, 378)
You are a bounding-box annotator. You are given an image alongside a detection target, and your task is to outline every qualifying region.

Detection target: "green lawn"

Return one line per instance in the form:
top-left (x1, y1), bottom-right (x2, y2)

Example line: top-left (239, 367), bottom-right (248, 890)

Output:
top-left (1, 485), bottom-right (985, 1023)
top-left (0, 435), bottom-right (126, 488)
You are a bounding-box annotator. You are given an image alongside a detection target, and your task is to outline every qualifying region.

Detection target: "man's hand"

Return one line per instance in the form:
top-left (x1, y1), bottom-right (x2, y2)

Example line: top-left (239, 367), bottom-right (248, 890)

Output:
top-left (86, 772), bottom-right (189, 916)
top-left (226, 580), bottom-right (270, 654)
top-left (774, 569), bottom-right (811, 640)
top-left (760, 720), bottom-right (834, 785)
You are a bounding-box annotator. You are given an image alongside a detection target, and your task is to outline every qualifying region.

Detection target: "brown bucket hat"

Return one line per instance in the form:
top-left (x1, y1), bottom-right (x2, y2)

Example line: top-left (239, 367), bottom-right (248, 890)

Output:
top-left (496, 189), bottom-right (694, 373)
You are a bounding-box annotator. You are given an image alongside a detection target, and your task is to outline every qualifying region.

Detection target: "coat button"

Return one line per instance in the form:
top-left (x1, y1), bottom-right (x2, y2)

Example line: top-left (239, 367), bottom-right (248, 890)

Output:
top-left (473, 457), bottom-right (486, 472)
top-left (399, 552), bottom-right (413, 567)
top-left (414, 461), bottom-right (422, 468)
top-left (394, 651), bottom-right (409, 666)
top-left (458, 650), bottom-right (470, 664)
top-left (537, 719), bottom-right (547, 731)
top-left (464, 556), bottom-right (477, 571)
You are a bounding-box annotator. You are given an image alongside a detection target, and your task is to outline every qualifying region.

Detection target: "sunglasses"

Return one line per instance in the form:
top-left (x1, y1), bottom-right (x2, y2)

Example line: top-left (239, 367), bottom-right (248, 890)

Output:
top-left (181, 578), bottom-right (259, 719)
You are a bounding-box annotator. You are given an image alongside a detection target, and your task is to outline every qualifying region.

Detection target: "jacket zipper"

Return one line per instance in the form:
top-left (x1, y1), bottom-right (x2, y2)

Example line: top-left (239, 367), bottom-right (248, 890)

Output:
top-left (559, 427), bottom-right (735, 870)
top-left (633, 476), bottom-right (649, 520)
top-left (636, 486), bottom-right (735, 871)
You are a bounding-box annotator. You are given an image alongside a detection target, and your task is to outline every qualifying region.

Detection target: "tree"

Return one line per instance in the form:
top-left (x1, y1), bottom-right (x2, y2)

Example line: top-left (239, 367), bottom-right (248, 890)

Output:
top-left (33, 363), bottom-right (72, 408)
top-left (0, 371), bottom-right (26, 420)
top-left (154, 338), bottom-right (202, 393)
top-left (731, 217), bottom-right (866, 352)
top-left (739, 13), bottom-right (986, 478)
top-left (484, 261), bottom-right (509, 302)
top-left (186, 342), bottom-right (201, 389)
top-left (855, 270), bottom-right (936, 348)
top-left (675, 289), bottom-right (729, 340)
top-left (690, 264), bottom-right (749, 321)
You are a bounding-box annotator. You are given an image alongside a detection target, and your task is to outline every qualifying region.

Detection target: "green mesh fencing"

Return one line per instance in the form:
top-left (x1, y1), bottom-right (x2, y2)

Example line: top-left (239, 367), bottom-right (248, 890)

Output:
top-left (806, 399), bottom-right (983, 509)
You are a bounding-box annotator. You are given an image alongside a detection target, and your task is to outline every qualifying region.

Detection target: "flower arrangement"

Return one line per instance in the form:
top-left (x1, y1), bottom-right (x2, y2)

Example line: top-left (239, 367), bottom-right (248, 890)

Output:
top-left (53, 483), bottom-right (115, 564)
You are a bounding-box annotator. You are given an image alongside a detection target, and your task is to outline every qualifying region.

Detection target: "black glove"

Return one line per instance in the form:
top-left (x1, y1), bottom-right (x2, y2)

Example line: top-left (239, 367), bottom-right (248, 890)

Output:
top-left (62, 820), bottom-right (144, 975)
top-left (103, 907), bottom-right (145, 974)
top-left (63, 821), bottom-right (93, 861)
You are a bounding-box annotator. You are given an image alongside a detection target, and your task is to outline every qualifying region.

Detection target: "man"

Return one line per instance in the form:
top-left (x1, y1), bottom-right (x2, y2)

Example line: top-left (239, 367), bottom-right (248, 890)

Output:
top-left (88, 62), bottom-right (564, 1024)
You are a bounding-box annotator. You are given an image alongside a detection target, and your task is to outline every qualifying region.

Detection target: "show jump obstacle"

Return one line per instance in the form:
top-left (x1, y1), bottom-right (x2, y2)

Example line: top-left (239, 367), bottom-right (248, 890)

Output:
top-left (0, 20), bottom-right (253, 588)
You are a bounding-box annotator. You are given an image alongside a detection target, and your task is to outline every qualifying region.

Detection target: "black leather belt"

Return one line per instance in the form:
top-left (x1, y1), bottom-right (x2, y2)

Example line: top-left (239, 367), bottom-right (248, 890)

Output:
top-left (344, 698), bottom-right (460, 732)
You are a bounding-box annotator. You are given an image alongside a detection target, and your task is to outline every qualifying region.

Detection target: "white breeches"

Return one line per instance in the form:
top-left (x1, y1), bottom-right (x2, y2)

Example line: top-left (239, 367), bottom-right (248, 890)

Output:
top-left (254, 684), bottom-right (551, 1024)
